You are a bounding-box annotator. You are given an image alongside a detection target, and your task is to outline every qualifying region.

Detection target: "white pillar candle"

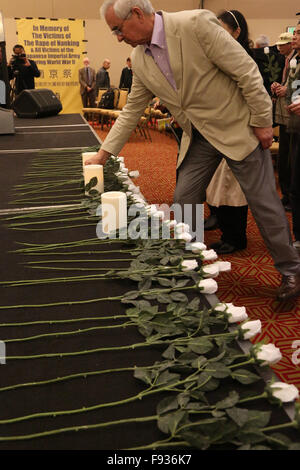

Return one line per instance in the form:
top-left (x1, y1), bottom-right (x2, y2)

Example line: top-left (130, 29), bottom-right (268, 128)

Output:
top-left (83, 164), bottom-right (104, 195)
top-left (101, 191), bottom-right (127, 234)
top-left (82, 152), bottom-right (98, 167)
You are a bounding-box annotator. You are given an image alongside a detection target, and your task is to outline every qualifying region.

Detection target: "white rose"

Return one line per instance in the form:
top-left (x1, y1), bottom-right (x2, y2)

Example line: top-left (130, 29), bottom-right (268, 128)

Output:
top-left (264, 46), bottom-right (269, 54)
top-left (181, 259), bottom-right (198, 271)
top-left (152, 211), bottom-right (165, 220)
top-left (145, 205), bottom-right (158, 216)
top-left (202, 263), bottom-right (220, 278)
top-left (201, 249), bottom-right (218, 261)
top-left (126, 191), bottom-right (133, 197)
top-left (215, 303), bottom-right (248, 323)
top-left (175, 223), bottom-right (190, 233)
top-left (240, 320), bottom-right (262, 340)
top-left (116, 172), bottom-right (129, 182)
top-left (216, 261), bottom-right (231, 272)
top-left (214, 302), bottom-right (234, 312)
top-left (129, 170), bottom-right (140, 178)
top-left (117, 156), bottom-right (124, 163)
top-left (198, 278), bottom-right (218, 294)
top-left (187, 241), bottom-right (207, 252)
top-left (254, 343), bottom-right (282, 365)
top-left (176, 232), bottom-right (193, 243)
top-left (269, 382), bottom-right (299, 403)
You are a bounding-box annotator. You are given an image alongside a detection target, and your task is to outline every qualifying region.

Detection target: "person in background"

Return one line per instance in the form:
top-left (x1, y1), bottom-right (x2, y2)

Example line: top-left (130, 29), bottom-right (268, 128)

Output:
top-left (254, 34), bottom-right (270, 49)
top-left (286, 22), bottom-right (300, 251)
top-left (119, 57), bottom-right (133, 92)
top-left (253, 35), bottom-right (285, 96)
top-left (205, 10), bottom-right (252, 255)
top-left (86, 0), bottom-right (300, 301)
top-left (79, 57), bottom-right (96, 108)
top-left (271, 32), bottom-right (296, 212)
top-left (96, 58), bottom-right (111, 94)
top-left (7, 44), bottom-right (40, 96)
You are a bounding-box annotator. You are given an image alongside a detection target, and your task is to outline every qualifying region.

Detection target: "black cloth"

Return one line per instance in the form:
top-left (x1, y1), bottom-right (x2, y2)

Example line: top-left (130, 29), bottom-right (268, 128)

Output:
top-left (8, 58), bottom-right (40, 95)
top-left (119, 66), bottom-right (133, 92)
top-left (252, 46), bottom-right (285, 96)
top-left (96, 67), bottom-right (110, 93)
top-left (290, 133), bottom-right (300, 240)
top-left (216, 204), bottom-right (248, 249)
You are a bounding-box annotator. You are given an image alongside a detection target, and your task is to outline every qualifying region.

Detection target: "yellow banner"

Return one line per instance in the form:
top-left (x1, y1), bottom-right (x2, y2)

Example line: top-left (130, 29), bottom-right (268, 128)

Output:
top-left (16, 18), bottom-right (85, 114)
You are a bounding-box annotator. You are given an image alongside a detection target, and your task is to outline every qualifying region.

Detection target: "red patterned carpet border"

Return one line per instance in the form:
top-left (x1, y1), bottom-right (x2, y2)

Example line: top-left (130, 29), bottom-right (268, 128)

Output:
top-left (95, 125), bottom-right (300, 393)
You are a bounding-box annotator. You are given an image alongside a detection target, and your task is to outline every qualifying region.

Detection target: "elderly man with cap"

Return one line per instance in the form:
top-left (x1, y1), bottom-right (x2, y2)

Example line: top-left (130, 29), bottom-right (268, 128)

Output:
top-left (271, 31), bottom-right (296, 212)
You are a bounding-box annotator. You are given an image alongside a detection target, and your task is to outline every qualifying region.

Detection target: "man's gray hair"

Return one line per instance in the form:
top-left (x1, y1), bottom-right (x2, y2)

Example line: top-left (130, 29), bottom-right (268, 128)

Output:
top-left (255, 34), bottom-right (270, 48)
top-left (100, 0), bottom-right (154, 20)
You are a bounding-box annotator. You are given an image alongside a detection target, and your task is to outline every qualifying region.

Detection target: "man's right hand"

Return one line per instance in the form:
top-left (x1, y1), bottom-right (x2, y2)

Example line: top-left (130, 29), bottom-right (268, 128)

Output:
top-left (84, 149), bottom-right (110, 166)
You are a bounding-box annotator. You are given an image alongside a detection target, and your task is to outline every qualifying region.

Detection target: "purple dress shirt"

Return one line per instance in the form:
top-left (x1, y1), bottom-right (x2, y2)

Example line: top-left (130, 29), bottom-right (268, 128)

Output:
top-left (144, 12), bottom-right (177, 90)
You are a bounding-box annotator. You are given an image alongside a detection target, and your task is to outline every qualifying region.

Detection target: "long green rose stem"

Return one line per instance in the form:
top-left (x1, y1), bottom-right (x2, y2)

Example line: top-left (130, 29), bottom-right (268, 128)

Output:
top-left (0, 415), bottom-right (158, 442)
top-left (0, 364), bottom-right (165, 394)
top-left (0, 284), bottom-right (196, 305)
top-left (0, 369), bottom-right (201, 425)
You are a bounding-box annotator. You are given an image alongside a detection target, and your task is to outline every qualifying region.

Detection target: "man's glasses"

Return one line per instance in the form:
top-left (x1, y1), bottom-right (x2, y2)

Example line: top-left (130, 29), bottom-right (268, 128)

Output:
top-left (111, 11), bottom-right (132, 36)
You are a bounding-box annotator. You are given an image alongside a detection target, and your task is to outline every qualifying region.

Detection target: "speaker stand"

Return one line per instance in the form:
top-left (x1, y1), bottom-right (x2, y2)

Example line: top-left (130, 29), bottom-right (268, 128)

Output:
top-left (0, 107), bottom-right (15, 134)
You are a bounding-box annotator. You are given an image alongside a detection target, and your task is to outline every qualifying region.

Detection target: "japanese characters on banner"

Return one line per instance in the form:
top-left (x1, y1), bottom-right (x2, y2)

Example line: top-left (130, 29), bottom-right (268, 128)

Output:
top-left (16, 18), bottom-right (85, 114)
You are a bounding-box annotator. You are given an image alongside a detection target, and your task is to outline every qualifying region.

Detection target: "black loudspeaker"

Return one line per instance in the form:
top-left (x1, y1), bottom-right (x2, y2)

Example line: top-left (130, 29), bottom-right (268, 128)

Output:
top-left (12, 89), bottom-right (62, 118)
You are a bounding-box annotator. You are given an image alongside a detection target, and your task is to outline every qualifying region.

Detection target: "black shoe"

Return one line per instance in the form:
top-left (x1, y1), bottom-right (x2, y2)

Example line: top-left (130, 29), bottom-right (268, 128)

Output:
top-left (204, 214), bottom-right (218, 231)
top-left (210, 241), bottom-right (239, 254)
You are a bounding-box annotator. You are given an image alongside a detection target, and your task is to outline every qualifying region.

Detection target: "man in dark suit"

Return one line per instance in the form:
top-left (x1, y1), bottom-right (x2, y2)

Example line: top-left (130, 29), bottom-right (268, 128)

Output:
top-left (7, 44), bottom-right (40, 96)
top-left (79, 57), bottom-right (96, 107)
top-left (96, 58), bottom-right (111, 95)
top-left (119, 57), bottom-right (133, 92)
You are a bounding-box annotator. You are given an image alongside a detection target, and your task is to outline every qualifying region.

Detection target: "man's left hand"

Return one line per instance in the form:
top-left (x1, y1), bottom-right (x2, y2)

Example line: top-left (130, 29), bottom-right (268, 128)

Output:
top-left (252, 126), bottom-right (273, 149)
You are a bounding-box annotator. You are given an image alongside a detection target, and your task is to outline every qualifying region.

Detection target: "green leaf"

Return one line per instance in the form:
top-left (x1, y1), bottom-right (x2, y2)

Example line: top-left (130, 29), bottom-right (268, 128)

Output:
top-left (162, 344), bottom-right (176, 359)
top-left (170, 292), bottom-right (188, 302)
top-left (122, 290), bottom-right (140, 300)
top-left (231, 368), bottom-right (260, 384)
top-left (226, 407), bottom-right (249, 427)
top-left (157, 277), bottom-right (174, 287)
top-left (215, 390), bottom-right (240, 409)
top-left (138, 277), bottom-right (152, 291)
top-left (134, 368), bottom-right (154, 385)
top-left (157, 293), bottom-right (172, 304)
top-left (197, 372), bottom-right (220, 392)
top-left (206, 362), bottom-right (230, 379)
top-left (189, 337), bottom-right (214, 354)
top-left (84, 176), bottom-right (98, 192)
top-left (187, 297), bottom-right (200, 310)
top-left (156, 370), bottom-right (181, 386)
top-left (242, 410), bottom-right (271, 429)
top-left (180, 430), bottom-right (211, 450)
top-left (157, 396), bottom-right (179, 416)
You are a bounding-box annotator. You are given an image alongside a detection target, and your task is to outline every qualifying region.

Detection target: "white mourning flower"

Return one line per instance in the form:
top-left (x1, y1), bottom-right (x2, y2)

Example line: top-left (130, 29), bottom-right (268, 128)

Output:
top-left (198, 278), bottom-right (218, 294)
top-left (253, 343), bottom-right (282, 365)
top-left (202, 263), bottom-right (220, 278)
top-left (239, 320), bottom-right (262, 340)
top-left (269, 382), bottom-right (299, 403)
top-left (214, 303), bottom-right (248, 323)
top-left (201, 249), bottom-right (218, 261)
top-left (180, 259), bottom-right (198, 271)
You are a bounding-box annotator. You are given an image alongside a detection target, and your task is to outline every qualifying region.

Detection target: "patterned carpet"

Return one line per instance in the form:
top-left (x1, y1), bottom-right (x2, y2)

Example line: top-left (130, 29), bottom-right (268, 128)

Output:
top-left (95, 123), bottom-right (300, 391)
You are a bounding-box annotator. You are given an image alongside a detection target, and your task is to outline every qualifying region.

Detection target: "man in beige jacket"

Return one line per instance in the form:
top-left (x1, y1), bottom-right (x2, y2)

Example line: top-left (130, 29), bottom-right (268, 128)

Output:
top-left (86, 0), bottom-right (300, 301)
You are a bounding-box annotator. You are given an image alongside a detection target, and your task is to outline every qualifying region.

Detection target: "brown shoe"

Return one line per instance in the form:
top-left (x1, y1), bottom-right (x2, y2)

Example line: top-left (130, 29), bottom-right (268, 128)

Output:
top-left (277, 273), bottom-right (300, 301)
